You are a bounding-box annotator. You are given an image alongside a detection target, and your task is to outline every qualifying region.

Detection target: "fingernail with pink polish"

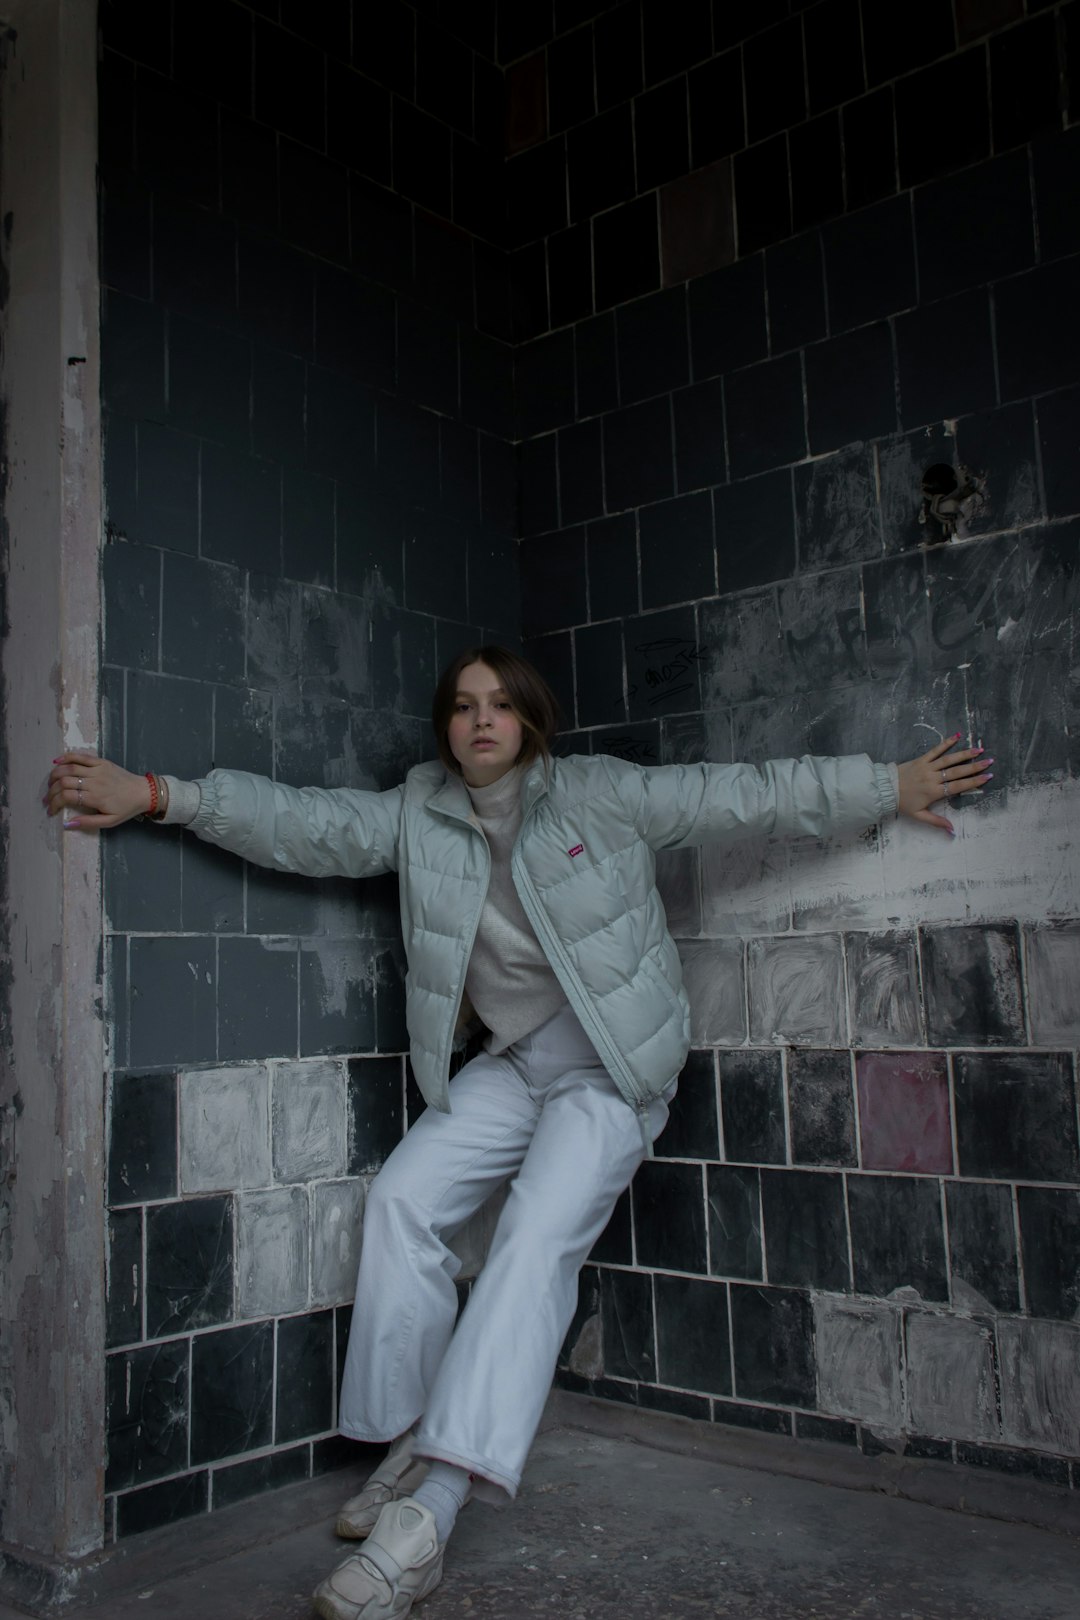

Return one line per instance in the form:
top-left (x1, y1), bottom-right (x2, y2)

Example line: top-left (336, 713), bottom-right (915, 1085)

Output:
top-left (62, 820), bottom-right (80, 830)
top-left (983, 772), bottom-right (994, 780)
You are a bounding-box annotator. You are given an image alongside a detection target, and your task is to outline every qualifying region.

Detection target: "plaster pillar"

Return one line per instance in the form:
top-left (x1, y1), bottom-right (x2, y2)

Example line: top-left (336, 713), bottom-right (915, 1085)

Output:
top-left (0, 0), bottom-right (106, 1600)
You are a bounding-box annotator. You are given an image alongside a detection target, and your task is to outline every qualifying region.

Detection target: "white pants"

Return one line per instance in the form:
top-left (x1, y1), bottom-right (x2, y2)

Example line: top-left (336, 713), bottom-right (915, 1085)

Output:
top-left (337, 1003), bottom-right (673, 1501)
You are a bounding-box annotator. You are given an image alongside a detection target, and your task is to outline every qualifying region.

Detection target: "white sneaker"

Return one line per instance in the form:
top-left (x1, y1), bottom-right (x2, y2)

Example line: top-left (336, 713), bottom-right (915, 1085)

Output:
top-left (336, 1459), bottom-right (430, 1539)
top-left (314, 1499), bottom-right (444, 1620)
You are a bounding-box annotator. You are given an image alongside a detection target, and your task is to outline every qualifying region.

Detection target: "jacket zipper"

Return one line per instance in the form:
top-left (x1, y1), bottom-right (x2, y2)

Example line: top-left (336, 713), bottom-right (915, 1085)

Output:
top-left (427, 804), bottom-right (491, 1112)
top-left (509, 820), bottom-right (657, 1155)
top-left (430, 787), bottom-right (658, 1155)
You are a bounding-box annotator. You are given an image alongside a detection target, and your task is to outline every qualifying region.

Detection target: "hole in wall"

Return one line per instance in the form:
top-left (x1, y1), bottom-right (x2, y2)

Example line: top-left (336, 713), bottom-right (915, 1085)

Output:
top-left (919, 461), bottom-right (987, 543)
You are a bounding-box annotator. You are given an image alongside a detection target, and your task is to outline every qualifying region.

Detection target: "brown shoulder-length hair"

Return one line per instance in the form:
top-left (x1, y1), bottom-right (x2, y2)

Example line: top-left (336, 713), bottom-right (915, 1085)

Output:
top-left (432, 646), bottom-right (561, 776)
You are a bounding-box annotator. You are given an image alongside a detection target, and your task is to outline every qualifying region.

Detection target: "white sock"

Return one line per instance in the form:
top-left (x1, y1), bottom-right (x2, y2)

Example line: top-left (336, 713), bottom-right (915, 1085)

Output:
top-left (411, 1460), bottom-right (472, 1543)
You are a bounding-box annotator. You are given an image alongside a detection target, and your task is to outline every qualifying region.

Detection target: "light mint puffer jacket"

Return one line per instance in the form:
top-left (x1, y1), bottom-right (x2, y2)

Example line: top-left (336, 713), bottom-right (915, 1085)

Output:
top-left (189, 752), bottom-right (896, 1136)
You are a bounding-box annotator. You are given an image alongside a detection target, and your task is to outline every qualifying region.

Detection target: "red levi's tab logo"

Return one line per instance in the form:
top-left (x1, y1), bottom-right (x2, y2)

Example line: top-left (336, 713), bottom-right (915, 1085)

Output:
top-left (568, 844), bottom-right (584, 858)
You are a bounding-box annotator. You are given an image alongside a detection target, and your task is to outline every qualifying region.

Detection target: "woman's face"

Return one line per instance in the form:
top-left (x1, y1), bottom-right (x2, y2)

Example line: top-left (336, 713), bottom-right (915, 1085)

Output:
top-left (446, 662), bottom-right (524, 787)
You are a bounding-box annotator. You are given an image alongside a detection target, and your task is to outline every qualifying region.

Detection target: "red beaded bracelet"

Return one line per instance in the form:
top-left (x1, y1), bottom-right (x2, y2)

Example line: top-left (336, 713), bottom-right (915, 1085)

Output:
top-left (142, 772), bottom-right (169, 822)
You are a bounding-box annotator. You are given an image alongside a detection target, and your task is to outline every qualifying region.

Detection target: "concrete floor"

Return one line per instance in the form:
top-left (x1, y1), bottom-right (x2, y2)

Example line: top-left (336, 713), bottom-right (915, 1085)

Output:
top-left (3, 1394), bottom-right (1078, 1619)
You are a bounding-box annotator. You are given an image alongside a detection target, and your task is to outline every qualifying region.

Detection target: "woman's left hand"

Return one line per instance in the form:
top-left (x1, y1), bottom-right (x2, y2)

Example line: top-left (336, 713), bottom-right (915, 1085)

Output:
top-left (897, 734), bottom-right (994, 834)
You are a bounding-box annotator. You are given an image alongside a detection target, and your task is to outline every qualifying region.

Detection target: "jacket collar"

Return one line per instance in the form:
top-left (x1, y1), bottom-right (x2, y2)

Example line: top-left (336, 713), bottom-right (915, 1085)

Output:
top-left (520, 759), bottom-right (550, 817)
top-left (427, 759), bottom-right (552, 822)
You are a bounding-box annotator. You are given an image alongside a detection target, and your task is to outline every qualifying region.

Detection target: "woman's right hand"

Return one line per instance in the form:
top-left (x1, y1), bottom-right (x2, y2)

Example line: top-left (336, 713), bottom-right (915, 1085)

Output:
top-left (45, 753), bottom-right (154, 830)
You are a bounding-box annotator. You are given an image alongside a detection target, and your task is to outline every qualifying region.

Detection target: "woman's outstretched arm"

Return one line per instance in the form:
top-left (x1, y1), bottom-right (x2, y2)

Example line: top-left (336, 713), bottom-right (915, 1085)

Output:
top-left (45, 752), bottom-right (405, 880)
top-left (609, 731), bottom-right (993, 850)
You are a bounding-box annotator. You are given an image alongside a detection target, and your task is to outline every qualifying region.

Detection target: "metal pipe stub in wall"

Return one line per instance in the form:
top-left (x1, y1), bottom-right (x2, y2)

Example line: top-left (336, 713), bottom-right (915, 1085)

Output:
top-left (920, 462), bottom-right (987, 542)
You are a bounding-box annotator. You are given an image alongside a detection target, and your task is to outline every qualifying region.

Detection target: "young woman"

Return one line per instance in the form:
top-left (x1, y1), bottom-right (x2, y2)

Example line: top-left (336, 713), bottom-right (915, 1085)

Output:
top-left (47, 647), bottom-right (992, 1620)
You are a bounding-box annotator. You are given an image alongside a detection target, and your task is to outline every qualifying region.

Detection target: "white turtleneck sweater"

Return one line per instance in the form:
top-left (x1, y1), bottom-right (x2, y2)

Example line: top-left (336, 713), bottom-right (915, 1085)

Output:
top-left (462, 767), bottom-right (567, 1052)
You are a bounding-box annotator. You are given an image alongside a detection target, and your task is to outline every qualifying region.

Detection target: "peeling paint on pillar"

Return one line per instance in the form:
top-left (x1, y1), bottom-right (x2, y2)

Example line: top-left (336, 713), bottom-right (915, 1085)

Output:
top-left (0, 0), bottom-right (106, 1576)
top-left (0, 82), bottom-right (15, 1563)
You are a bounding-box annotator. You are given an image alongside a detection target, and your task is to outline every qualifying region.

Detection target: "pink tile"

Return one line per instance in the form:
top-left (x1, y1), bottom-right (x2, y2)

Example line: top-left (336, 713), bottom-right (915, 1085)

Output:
top-left (856, 1052), bottom-right (953, 1174)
